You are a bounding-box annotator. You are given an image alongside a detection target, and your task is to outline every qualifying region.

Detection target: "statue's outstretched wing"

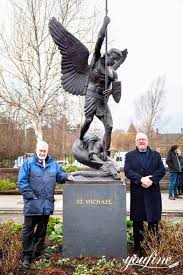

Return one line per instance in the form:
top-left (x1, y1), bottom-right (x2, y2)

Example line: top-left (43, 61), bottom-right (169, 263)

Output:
top-left (49, 17), bottom-right (90, 96)
top-left (112, 48), bottom-right (128, 71)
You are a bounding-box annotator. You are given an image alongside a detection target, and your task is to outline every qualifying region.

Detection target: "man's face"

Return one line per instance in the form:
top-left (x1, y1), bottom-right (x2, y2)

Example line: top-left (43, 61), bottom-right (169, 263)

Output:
top-left (136, 135), bottom-right (148, 151)
top-left (36, 146), bottom-right (48, 160)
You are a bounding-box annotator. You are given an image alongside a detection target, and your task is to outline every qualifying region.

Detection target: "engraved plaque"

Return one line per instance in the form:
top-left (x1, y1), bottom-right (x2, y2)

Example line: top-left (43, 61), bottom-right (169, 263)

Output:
top-left (63, 180), bottom-right (127, 258)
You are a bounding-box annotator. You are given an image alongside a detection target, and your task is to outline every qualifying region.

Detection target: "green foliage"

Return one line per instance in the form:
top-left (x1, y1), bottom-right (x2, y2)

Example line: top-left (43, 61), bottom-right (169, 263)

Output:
top-left (74, 264), bottom-right (92, 275)
top-left (33, 256), bottom-right (135, 274)
top-left (44, 245), bottom-right (59, 255)
top-left (0, 180), bottom-right (16, 191)
top-left (47, 217), bottom-right (63, 243)
top-left (126, 219), bottom-right (133, 243)
top-left (33, 259), bottom-right (51, 270)
top-left (8, 175), bottom-right (18, 183)
top-left (47, 217), bottom-right (62, 234)
top-left (11, 223), bottom-right (23, 233)
top-left (63, 164), bottom-right (78, 173)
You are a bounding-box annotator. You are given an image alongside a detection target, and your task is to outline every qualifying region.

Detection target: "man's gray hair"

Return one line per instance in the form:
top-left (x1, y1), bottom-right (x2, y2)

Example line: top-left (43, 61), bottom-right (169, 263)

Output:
top-left (36, 140), bottom-right (49, 150)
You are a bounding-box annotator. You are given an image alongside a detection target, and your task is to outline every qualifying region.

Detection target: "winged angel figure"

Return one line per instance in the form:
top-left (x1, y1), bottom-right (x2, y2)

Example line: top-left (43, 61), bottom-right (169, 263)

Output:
top-left (49, 16), bottom-right (128, 160)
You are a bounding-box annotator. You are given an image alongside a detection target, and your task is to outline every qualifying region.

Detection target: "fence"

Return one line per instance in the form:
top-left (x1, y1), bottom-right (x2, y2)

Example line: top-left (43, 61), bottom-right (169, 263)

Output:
top-left (0, 159), bottom-right (15, 168)
top-left (0, 154), bottom-right (76, 168)
top-left (56, 154), bottom-right (75, 164)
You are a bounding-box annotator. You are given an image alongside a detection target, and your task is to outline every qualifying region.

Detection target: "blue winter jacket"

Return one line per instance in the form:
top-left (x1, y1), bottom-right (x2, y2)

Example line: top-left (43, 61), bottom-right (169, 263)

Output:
top-left (18, 153), bottom-right (69, 216)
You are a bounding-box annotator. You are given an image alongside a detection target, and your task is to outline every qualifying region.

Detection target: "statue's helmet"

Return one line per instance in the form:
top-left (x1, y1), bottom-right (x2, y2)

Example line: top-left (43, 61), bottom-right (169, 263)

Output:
top-left (109, 48), bottom-right (122, 58)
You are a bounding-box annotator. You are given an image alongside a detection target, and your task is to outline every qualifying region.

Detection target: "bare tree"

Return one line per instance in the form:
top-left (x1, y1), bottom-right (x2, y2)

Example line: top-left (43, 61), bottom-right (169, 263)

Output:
top-left (111, 129), bottom-right (136, 152)
top-left (0, 0), bottom-right (99, 141)
top-left (134, 76), bottom-right (166, 136)
top-left (0, 113), bottom-right (25, 159)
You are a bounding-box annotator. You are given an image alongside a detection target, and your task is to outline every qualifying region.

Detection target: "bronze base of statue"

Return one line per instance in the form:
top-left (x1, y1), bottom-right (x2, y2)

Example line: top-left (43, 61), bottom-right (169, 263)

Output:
top-left (72, 135), bottom-right (120, 180)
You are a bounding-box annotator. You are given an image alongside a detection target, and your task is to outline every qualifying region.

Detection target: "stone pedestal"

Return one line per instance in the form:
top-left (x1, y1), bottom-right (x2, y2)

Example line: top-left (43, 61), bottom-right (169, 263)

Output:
top-left (63, 178), bottom-right (127, 258)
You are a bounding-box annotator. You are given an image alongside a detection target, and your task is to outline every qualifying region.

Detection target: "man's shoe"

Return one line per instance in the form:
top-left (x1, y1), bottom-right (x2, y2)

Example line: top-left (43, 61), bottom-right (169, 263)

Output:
top-left (22, 255), bottom-right (31, 269)
top-left (33, 249), bottom-right (44, 258)
top-left (169, 196), bottom-right (175, 200)
top-left (33, 249), bottom-right (50, 259)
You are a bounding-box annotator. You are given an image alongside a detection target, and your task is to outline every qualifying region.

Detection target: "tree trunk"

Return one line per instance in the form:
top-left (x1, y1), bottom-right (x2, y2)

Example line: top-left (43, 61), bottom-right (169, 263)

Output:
top-left (32, 116), bottom-right (43, 141)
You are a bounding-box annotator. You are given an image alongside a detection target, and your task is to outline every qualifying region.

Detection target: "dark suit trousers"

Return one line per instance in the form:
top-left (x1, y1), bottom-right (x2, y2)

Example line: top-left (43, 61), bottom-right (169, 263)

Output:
top-left (133, 221), bottom-right (159, 250)
top-left (21, 215), bottom-right (49, 257)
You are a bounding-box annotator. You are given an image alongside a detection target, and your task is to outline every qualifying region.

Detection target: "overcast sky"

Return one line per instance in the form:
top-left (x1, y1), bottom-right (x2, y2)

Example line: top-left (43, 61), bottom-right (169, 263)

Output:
top-left (0, 0), bottom-right (183, 133)
top-left (107, 0), bottom-right (183, 133)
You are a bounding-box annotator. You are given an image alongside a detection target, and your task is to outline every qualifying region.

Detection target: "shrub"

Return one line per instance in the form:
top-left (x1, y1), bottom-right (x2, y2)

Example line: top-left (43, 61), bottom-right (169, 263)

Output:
top-left (47, 217), bottom-right (63, 243)
top-left (12, 223), bottom-right (23, 233)
top-left (0, 180), bottom-right (17, 191)
top-left (9, 175), bottom-right (18, 183)
top-left (0, 221), bottom-right (21, 274)
top-left (141, 219), bottom-right (183, 273)
top-left (63, 164), bottom-right (78, 173)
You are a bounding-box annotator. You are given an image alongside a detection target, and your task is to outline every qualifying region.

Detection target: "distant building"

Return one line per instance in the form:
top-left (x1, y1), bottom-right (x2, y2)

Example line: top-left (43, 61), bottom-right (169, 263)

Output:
top-left (127, 122), bottom-right (137, 135)
top-left (152, 128), bottom-right (183, 156)
top-left (111, 124), bottom-right (183, 157)
top-left (111, 122), bottom-right (137, 152)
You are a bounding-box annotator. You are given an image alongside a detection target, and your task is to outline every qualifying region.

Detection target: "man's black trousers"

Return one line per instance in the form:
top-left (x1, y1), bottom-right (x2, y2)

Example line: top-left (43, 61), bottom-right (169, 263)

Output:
top-left (21, 215), bottom-right (49, 257)
top-left (133, 221), bottom-right (159, 250)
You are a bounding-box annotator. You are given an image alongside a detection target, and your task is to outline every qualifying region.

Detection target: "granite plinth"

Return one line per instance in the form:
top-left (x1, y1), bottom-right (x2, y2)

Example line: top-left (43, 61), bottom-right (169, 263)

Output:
top-left (63, 178), bottom-right (127, 258)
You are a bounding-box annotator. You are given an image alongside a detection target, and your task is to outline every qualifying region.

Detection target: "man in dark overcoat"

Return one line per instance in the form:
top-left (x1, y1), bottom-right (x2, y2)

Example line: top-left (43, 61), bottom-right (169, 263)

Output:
top-left (124, 132), bottom-right (165, 254)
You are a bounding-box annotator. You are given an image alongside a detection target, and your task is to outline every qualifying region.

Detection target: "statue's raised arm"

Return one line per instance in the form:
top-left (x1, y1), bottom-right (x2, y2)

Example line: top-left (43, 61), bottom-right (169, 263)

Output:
top-left (90, 16), bottom-right (110, 68)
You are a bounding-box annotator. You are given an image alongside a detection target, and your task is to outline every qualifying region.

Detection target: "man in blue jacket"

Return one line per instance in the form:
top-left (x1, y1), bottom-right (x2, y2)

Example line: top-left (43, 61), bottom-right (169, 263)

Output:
top-left (124, 133), bottom-right (165, 255)
top-left (18, 141), bottom-right (74, 269)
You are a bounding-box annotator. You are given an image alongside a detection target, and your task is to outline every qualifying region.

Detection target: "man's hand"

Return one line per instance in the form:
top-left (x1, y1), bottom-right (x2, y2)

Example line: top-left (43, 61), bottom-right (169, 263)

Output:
top-left (67, 175), bottom-right (74, 181)
top-left (141, 176), bottom-right (153, 188)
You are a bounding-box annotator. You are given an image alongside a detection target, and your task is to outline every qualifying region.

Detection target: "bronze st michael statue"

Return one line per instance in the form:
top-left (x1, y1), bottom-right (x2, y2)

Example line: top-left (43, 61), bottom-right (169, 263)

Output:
top-left (49, 16), bottom-right (128, 161)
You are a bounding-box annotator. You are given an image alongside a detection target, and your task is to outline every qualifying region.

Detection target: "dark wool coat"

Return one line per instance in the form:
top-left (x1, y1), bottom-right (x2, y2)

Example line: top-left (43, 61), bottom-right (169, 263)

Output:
top-left (166, 151), bottom-right (181, 172)
top-left (124, 147), bottom-right (165, 222)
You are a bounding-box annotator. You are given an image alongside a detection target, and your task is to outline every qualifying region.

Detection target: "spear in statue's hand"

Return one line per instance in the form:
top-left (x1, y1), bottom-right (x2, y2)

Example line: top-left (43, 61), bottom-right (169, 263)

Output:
top-left (105, 0), bottom-right (108, 90)
top-left (104, 0), bottom-right (108, 159)
top-left (105, 0), bottom-right (108, 96)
